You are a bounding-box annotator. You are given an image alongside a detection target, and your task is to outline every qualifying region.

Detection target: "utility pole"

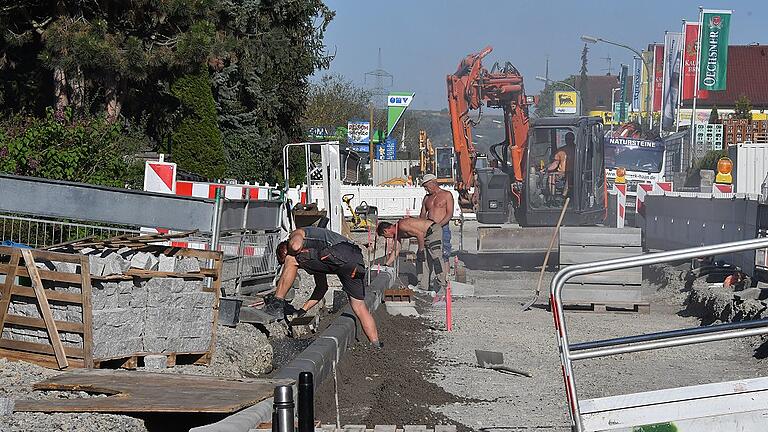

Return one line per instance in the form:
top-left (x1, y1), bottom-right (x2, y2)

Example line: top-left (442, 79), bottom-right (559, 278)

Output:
top-left (369, 103), bottom-right (374, 184)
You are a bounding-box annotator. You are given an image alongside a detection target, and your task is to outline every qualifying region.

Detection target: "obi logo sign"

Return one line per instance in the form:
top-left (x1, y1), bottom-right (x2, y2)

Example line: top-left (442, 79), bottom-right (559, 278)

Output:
top-left (387, 95), bottom-right (412, 107)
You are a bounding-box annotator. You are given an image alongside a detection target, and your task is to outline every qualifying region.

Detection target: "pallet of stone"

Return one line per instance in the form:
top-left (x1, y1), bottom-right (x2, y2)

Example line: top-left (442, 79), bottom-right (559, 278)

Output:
top-left (92, 351), bottom-right (211, 369)
top-left (0, 247), bottom-right (94, 369)
top-left (0, 242), bottom-right (224, 370)
top-left (558, 227), bottom-right (644, 310)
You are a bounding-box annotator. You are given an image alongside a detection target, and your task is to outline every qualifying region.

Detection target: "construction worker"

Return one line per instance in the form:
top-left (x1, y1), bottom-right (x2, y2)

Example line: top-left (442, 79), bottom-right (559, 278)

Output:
top-left (377, 218), bottom-right (447, 294)
top-left (545, 131), bottom-right (575, 197)
top-left (419, 173), bottom-right (455, 263)
top-left (266, 226), bottom-right (382, 348)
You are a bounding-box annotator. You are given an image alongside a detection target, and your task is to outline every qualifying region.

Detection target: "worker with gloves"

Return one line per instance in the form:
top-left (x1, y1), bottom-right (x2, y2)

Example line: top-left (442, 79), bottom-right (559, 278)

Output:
top-left (377, 218), bottom-right (447, 296)
top-left (265, 226), bottom-right (382, 348)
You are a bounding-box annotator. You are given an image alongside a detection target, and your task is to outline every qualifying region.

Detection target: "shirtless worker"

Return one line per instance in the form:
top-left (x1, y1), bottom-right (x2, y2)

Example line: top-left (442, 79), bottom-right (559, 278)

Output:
top-left (545, 131), bottom-right (575, 197)
top-left (419, 174), bottom-right (455, 264)
top-left (377, 218), bottom-right (447, 294)
top-left (265, 226), bottom-right (382, 348)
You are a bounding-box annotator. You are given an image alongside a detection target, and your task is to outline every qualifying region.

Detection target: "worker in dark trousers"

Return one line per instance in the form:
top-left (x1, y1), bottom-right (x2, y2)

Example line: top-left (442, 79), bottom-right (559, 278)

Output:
top-left (265, 226), bottom-right (382, 348)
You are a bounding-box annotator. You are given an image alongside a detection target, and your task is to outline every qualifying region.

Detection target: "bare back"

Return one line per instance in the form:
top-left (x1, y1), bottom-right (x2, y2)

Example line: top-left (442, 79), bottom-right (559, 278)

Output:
top-left (395, 217), bottom-right (435, 239)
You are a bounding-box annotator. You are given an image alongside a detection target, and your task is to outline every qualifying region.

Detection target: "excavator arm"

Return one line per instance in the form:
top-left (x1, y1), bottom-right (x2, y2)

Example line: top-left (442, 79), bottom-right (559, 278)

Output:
top-left (446, 46), bottom-right (530, 207)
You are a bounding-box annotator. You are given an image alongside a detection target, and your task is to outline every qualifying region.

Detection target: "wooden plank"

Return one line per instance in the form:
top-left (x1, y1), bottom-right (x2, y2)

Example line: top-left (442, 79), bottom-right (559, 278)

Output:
top-left (80, 255), bottom-right (94, 368)
top-left (12, 286), bottom-right (83, 304)
top-left (25, 249), bottom-right (83, 264)
top-left (0, 250), bottom-right (20, 334)
top-left (568, 270), bottom-right (643, 285)
top-left (0, 338), bottom-right (84, 358)
top-left (559, 245), bottom-right (643, 264)
top-left (44, 235), bottom-right (97, 250)
top-left (559, 227), bottom-right (642, 247)
top-left (22, 249), bottom-right (68, 369)
top-left (0, 348), bottom-right (84, 369)
top-left (0, 264), bottom-right (84, 284)
top-left (14, 369), bottom-right (293, 413)
top-left (4, 314), bottom-right (84, 334)
top-left (562, 285), bottom-right (644, 304)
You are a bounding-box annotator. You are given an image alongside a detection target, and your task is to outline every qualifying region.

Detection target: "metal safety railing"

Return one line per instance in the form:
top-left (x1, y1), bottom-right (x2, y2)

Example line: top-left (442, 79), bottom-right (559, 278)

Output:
top-left (218, 231), bottom-right (281, 294)
top-left (0, 213), bottom-right (140, 248)
top-left (550, 236), bottom-right (768, 432)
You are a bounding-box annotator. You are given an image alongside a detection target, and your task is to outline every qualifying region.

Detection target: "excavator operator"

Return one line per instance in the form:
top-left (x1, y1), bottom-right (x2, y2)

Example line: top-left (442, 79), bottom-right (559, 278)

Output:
top-left (544, 131), bottom-right (575, 198)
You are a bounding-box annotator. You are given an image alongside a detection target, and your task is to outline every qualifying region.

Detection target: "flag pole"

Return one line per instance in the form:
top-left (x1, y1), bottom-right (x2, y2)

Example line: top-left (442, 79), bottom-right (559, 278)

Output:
top-left (660, 31), bottom-right (668, 135)
top-left (676, 21), bottom-right (685, 133)
top-left (690, 8), bottom-right (703, 158)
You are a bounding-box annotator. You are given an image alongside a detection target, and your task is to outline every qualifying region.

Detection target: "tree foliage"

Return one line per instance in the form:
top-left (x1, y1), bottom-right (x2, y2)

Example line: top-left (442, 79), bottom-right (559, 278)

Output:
top-left (0, 108), bottom-right (145, 187)
top-left (303, 74), bottom-right (371, 130)
top-left (171, 67), bottom-right (226, 179)
top-left (734, 95), bottom-right (753, 121)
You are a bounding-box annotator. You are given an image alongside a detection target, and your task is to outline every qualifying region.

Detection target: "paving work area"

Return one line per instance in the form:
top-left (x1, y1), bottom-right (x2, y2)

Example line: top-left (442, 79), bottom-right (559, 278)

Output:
top-left (316, 222), bottom-right (768, 431)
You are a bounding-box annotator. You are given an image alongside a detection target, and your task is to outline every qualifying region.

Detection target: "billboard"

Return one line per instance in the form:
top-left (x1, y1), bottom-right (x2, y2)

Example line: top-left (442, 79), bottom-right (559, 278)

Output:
top-left (699, 9), bottom-right (732, 91)
top-left (661, 32), bottom-right (683, 131)
top-left (376, 137), bottom-right (397, 160)
top-left (347, 121), bottom-right (370, 144)
top-left (553, 91), bottom-right (579, 115)
top-left (386, 92), bottom-right (415, 137)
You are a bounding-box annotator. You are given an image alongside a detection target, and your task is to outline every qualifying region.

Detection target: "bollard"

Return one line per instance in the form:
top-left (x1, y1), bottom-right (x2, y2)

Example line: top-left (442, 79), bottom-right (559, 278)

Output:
top-left (273, 385), bottom-right (295, 432)
top-left (446, 281), bottom-right (453, 332)
top-left (297, 372), bottom-right (314, 432)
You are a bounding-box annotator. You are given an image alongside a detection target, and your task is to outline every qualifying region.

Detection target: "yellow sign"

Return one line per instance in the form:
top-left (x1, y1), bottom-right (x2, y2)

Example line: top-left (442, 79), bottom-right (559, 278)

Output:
top-left (554, 91), bottom-right (578, 115)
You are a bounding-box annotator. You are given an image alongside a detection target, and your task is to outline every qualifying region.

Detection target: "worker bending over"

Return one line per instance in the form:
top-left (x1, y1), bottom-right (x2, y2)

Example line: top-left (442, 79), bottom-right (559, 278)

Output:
top-left (376, 218), bottom-right (447, 294)
top-left (266, 226), bottom-right (381, 348)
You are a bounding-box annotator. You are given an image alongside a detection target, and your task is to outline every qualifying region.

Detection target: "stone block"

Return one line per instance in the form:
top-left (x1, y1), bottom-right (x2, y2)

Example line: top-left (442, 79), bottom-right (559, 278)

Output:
top-left (146, 279), bottom-right (173, 307)
top-left (35, 260), bottom-right (55, 271)
top-left (0, 397), bottom-right (15, 416)
top-left (130, 285), bottom-right (148, 309)
top-left (168, 278), bottom-right (186, 294)
top-left (130, 252), bottom-right (158, 270)
top-left (101, 253), bottom-right (130, 276)
top-left (182, 279), bottom-right (204, 293)
top-left (53, 261), bottom-right (79, 274)
top-left (143, 336), bottom-right (167, 353)
top-left (88, 255), bottom-right (105, 276)
top-left (79, 247), bottom-right (96, 255)
top-left (174, 257), bottom-right (201, 274)
top-left (144, 354), bottom-right (168, 369)
top-left (158, 255), bottom-right (176, 273)
top-left (734, 288), bottom-right (766, 301)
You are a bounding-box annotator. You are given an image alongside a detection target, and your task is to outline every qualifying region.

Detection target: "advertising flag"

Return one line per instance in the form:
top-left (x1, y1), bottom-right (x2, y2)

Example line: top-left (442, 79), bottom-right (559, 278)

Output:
top-left (640, 50), bottom-right (653, 114)
top-left (699, 10), bottom-right (732, 91)
top-left (682, 22), bottom-right (708, 100)
top-left (386, 92), bottom-right (415, 137)
top-left (661, 32), bottom-right (683, 130)
top-left (631, 57), bottom-right (642, 112)
top-left (652, 44), bottom-right (664, 112)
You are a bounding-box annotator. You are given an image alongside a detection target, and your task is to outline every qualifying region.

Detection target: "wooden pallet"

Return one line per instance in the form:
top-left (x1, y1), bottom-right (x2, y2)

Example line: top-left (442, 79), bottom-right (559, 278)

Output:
top-left (256, 425), bottom-right (456, 432)
top-left (93, 352), bottom-right (211, 369)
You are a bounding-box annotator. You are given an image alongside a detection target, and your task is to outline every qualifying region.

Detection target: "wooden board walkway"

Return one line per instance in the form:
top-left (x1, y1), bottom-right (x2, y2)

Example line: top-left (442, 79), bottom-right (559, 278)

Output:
top-left (14, 369), bottom-right (291, 414)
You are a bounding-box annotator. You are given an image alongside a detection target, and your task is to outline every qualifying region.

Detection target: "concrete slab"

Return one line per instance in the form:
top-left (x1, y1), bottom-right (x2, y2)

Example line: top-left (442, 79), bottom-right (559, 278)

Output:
top-left (385, 301), bottom-right (419, 317)
top-left (449, 281), bottom-right (475, 298)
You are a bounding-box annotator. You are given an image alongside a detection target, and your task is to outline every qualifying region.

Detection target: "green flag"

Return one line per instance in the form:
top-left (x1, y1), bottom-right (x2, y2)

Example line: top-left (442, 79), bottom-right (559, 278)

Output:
top-left (699, 10), bottom-right (732, 91)
top-left (386, 92), bottom-right (415, 137)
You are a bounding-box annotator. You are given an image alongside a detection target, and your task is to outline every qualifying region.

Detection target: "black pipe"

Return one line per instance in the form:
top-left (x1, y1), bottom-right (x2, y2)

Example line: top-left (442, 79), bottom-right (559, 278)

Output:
top-left (298, 372), bottom-right (314, 432)
top-left (273, 385), bottom-right (295, 432)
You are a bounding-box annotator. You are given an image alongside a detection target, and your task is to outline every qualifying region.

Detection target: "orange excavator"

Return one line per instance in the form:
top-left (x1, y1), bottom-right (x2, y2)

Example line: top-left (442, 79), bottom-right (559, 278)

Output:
top-left (447, 46), bottom-right (607, 226)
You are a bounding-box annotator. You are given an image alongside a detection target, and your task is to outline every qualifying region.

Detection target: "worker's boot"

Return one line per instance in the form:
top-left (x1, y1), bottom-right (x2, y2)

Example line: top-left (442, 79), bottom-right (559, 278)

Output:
top-left (263, 297), bottom-right (288, 320)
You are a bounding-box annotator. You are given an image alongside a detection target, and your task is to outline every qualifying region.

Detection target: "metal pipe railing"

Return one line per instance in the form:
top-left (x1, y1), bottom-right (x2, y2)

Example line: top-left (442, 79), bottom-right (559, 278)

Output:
top-left (550, 236), bottom-right (768, 431)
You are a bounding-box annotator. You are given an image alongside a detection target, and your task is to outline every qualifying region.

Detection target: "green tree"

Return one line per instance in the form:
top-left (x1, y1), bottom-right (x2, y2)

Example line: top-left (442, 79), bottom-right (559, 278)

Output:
top-left (171, 67), bottom-right (226, 179)
top-left (734, 95), bottom-right (753, 121)
top-left (708, 106), bottom-right (720, 124)
top-left (303, 75), bottom-right (371, 132)
top-left (578, 44), bottom-right (589, 112)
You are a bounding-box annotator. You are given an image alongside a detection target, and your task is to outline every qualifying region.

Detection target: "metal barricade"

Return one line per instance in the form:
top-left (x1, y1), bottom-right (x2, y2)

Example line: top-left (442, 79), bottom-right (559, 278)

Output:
top-left (0, 213), bottom-right (140, 248)
top-left (551, 237), bottom-right (768, 432)
top-left (218, 231), bottom-right (281, 294)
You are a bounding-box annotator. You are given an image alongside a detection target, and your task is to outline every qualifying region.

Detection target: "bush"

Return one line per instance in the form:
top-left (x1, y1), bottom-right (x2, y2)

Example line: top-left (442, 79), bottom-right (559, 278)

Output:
top-left (171, 67), bottom-right (226, 179)
top-left (0, 108), bottom-right (145, 187)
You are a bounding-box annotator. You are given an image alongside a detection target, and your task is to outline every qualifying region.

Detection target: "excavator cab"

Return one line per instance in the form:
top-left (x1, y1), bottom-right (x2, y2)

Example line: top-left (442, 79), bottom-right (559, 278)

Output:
top-left (519, 116), bottom-right (606, 226)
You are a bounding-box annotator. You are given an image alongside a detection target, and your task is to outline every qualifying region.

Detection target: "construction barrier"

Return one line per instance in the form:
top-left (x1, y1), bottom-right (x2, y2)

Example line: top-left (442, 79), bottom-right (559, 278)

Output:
top-left (614, 184), bottom-right (626, 228)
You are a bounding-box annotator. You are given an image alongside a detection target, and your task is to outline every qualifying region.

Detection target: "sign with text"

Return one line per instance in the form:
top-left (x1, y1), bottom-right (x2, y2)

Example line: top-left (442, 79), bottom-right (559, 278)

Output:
top-left (347, 121), bottom-right (370, 144)
top-left (699, 9), bottom-right (732, 91)
top-left (553, 91), bottom-right (579, 115)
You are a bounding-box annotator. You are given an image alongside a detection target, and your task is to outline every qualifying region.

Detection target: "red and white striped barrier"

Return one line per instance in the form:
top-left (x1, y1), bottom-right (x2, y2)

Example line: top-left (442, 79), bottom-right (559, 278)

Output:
top-left (174, 181), bottom-right (276, 200)
top-left (713, 183), bottom-right (734, 194)
top-left (143, 160), bottom-right (176, 195)
top-left (614, 184), bottom-right (626, 228)
top-left (636, 181), bottom-right (673, 216)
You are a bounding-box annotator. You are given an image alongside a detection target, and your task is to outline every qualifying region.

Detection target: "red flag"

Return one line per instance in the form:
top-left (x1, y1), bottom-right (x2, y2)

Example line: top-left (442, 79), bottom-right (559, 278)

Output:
top-left (653, 44), bottom-right (664, 112)
top-left (682, 22), bottom-right (708, 100)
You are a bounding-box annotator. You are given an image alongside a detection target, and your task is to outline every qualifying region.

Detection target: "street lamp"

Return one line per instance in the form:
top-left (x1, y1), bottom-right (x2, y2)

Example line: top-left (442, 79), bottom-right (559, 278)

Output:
top-left (535, 76), bottom-right (581, 115)
top-left (581, 35), bottom-right (652, 128)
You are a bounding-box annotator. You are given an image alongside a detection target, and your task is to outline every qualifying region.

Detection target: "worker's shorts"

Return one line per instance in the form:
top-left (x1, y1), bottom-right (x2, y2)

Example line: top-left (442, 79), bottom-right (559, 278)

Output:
top-left (442, 225), bottom-right (452, 260)
top-left (296, 242), bottom-right (366, 300)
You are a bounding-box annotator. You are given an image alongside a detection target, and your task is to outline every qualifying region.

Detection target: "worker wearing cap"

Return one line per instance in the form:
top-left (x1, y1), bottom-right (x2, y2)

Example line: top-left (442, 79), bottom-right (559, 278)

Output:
top-left (419, 173), bottom-right (454, 269)
top-left (267, 226), bottom-right (382, 348)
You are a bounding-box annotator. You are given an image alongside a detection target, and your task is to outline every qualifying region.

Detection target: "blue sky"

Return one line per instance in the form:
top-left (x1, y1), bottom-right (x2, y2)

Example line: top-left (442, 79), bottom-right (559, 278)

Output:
top-left (317, 1), bottom-right (765, 110)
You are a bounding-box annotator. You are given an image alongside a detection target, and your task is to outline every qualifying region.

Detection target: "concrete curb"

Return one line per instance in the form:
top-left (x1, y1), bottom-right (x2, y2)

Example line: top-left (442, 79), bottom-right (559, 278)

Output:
top-left (191, 267), bottom-right (396, 432)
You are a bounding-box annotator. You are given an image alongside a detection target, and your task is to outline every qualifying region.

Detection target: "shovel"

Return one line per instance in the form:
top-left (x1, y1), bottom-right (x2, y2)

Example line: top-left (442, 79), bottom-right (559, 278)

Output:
top-left (474, 350), bottom-right (532, 377)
